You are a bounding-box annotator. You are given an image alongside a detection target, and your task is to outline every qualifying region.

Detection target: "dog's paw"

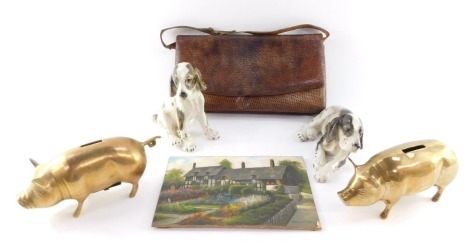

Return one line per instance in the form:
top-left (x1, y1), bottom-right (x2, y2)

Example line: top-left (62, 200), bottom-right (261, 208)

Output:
top-left (183, 143), bottom-right (197, 152)
top-left (313, 162), bottom-right (325, 171)
top-left (169, 136), bottom-right (182, 146)
top-left (297, 132), bottom-right (308, 142)
top-left (314, 174), bottom-right (327, 183)
top-left (205, 128), bottom-right (220, 140)
top-left (312, 163), bottom-right (319, 171)
top-left (297, 129), bottom-right (318, 142)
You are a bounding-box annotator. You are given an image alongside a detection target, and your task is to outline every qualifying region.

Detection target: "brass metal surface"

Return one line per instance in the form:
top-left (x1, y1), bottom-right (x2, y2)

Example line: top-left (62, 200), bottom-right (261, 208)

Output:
top-left (18, 136), bottom-right (159, 217)
top-left (338, 139), bottom-right (458, 219)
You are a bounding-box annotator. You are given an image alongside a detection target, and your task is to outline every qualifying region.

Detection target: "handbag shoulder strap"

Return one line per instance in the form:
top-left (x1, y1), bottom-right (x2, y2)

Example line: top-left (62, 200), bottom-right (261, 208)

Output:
top-left (160, 24), bottom-right (330, 49)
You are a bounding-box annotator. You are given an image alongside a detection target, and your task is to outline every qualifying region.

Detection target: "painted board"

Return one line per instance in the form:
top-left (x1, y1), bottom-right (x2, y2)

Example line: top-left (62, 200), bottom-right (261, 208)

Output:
top-left (152, 156), bottom-right (321, 230)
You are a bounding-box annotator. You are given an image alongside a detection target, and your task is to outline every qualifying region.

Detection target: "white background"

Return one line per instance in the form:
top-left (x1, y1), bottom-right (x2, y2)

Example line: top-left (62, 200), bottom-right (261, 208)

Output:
top-left (1, 0), bottom-right (469, 251)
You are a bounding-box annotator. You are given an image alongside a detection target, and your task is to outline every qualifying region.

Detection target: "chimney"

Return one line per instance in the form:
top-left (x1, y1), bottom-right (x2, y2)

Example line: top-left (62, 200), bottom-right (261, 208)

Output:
top-left (241, 162), bottom-right (245, 169)
top-left (193, 163), bottom-right (196, 169)
top-left (270, 159), bottom-right (275, 168)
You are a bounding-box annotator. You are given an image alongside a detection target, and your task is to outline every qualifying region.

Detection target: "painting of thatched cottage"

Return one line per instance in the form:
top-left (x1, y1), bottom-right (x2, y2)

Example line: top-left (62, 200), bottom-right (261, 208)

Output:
top-left (183, 159), bottom-right (298, 192)
top-left (153, 156), bottom-right (321, 230)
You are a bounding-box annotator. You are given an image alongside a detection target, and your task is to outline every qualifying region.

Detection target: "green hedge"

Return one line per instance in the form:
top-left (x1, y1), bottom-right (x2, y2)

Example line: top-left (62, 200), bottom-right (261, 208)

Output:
top-left (241, 187), bottom-right (255, 196)
top-left (228, 185), bottom-right (252, 195)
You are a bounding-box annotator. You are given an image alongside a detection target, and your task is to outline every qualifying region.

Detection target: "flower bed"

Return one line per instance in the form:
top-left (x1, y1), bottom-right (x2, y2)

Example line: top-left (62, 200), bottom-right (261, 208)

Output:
top-left (179, 212), bottom-right (221, 225)
top-left (215, 195), bottom-right (273, 217)
top-left (158, 188), bottom-right (207, 203)
top-left (223, 195), bottom-right (293, 225)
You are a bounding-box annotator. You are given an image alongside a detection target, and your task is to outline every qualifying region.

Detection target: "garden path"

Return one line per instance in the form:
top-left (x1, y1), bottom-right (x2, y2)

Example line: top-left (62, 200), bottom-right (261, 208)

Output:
top-left (154, 208), bottom-right (219, 226)
top-left (287, 197), bottom-right (319, 227)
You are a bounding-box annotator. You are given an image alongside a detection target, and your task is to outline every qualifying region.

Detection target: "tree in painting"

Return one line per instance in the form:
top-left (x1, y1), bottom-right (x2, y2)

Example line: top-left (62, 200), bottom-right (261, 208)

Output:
top-left (279, 160), bottom-right (311, 193)
top-left (219, 159), bottom-right (233, 169)
top-left (162, 168), bottom-right (185, 190)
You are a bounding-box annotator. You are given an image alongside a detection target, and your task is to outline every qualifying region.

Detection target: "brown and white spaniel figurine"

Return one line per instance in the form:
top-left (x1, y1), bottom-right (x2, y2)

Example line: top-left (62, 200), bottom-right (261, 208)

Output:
top-left (298, 106), bottom-right (363, 182)
top-left (153, 62), bottom-right (219, 152)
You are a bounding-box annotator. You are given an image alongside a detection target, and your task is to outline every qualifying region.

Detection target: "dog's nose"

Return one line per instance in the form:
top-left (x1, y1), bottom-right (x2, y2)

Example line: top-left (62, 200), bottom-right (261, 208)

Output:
top-left (179, 92), bottom-right (187, 99)
top-left (354, 143), bottom-right (362, 150)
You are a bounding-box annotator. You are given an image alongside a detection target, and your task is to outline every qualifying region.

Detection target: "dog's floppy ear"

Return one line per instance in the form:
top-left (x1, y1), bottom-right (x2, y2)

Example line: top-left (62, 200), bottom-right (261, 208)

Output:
top-left (340, 114), bottom-right (354, 137)
top-left (194, 68), bottom-right (207, 91)
top-left (324, 117), bottom-right (342, 143)
top-left (325, 114), bottom-right (356, 143)
top-left (170, 75), bottom-right (177, 96)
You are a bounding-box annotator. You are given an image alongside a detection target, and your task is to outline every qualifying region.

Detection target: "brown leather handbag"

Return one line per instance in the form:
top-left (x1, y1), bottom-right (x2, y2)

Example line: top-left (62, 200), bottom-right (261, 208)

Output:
top-left (160, 24), bottom-right (329, 114)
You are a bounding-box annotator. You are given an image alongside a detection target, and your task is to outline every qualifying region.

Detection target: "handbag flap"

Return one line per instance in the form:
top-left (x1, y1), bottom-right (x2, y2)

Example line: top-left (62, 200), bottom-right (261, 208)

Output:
top-left (175, 34), bottom-right (325, 97)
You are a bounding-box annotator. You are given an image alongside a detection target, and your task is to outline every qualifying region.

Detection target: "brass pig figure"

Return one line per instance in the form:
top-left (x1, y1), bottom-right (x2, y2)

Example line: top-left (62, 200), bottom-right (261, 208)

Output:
top-left (17, 136), bottom-right (160, 217)
top-left (338, 140), bottom-right (457, 219)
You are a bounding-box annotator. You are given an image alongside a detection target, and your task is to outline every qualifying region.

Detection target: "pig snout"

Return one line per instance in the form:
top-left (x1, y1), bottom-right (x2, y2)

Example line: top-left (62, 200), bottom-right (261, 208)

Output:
top-left (17, 192), bottom-right (33, 209)
top-left (337, 189), bottom-right (354, 206)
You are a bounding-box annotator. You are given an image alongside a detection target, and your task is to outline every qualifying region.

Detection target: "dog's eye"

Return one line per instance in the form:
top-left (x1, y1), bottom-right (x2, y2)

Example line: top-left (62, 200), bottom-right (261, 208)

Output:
top-left (185, 77), bottom-right (195, 89)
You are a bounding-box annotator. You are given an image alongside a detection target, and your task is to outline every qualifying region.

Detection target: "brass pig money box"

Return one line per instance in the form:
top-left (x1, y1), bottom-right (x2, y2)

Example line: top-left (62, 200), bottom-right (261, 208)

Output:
top-left (338, 140), bottom-right (457, 219)
top-left (17, 136), bottom-right (160, 217)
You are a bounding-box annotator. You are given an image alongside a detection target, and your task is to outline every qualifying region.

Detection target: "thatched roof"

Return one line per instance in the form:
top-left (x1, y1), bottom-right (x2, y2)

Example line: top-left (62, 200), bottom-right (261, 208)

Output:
top-left (183, 166), bottom-right (227, 177)
top-left (184, 164), bottom-right (288, 180)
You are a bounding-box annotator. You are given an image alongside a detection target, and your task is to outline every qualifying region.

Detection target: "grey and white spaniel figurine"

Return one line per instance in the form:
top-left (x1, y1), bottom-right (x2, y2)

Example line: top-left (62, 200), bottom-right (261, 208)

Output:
top-left (298, 106), bottom-right (363, 182)
top-left (153, 62), bottom-right (219, 152)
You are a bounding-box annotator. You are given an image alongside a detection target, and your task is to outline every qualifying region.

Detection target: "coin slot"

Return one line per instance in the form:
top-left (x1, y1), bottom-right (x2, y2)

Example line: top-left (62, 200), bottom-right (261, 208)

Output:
top-left (80, 140), bottom-right (103, 147)
top-left (402, 145), bottom-right (425, 153)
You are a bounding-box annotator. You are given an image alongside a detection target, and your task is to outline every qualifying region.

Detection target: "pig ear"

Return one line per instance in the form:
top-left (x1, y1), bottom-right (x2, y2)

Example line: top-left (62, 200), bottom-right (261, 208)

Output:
top-left (348, 157), bottom-right (359, 169)
top-left (29, 158), bottom-right (40, 168)
top-left (32, 172), bottom-right (54, 188)
top-left (32, 177), bottom-right (48, 187)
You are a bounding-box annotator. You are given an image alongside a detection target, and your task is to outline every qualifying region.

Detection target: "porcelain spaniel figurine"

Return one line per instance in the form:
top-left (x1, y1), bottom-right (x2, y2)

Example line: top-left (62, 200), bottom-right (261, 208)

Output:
top-left (153, 62), bottom-right (219, 152)
top-left (298, 106), bottom-right (363, 182)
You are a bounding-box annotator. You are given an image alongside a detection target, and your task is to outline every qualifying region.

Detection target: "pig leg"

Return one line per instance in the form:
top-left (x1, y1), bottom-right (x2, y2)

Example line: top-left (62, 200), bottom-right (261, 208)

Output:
top-left (380, 200), bottom-right (396, 219)
top-left (129, 182), bottom-right (138, 198)
top-left (73, 199), bottom-right (85, 218)
top-left (432, 185), bottom-right (444, 202)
